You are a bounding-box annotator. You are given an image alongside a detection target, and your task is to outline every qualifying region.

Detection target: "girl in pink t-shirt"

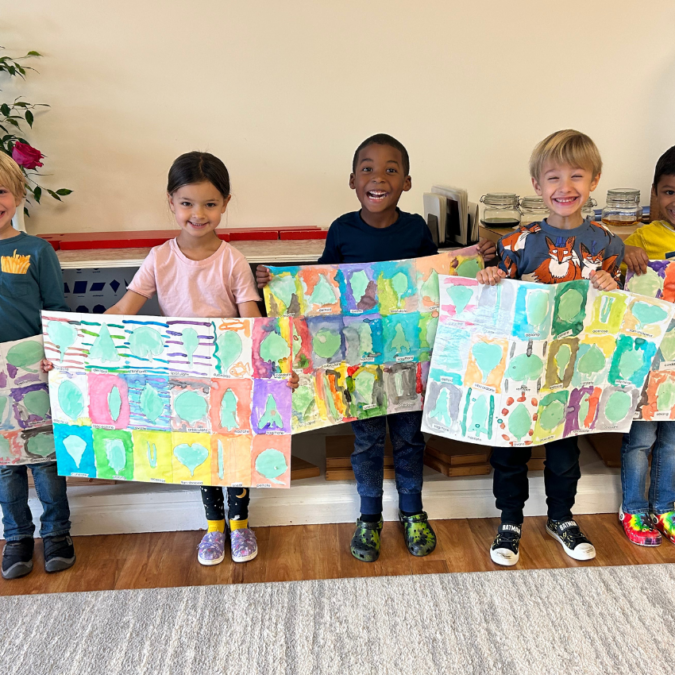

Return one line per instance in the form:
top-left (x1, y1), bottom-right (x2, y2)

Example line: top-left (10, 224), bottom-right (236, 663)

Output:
top-left (107, 151), bottom-right (298, 566)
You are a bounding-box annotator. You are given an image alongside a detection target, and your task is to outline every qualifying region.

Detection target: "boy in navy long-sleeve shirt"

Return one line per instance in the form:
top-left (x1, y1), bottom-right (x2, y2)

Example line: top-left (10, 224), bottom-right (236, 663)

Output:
top-left (259, 134), bottom-right (494, 562)
top-left (0, 152), bottom-right (75, 580)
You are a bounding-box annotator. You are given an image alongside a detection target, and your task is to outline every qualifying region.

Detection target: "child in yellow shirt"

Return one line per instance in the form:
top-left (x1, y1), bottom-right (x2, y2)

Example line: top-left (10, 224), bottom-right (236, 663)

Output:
top-left (621, 145), bottom-right (675, 546)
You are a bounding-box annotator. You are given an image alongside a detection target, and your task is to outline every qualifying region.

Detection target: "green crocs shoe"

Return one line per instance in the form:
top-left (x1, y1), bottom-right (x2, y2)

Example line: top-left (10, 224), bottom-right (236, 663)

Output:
top-left (400, 511), bottom-right (436, 557)
top-left (350, 517), bottom-right (383, 563)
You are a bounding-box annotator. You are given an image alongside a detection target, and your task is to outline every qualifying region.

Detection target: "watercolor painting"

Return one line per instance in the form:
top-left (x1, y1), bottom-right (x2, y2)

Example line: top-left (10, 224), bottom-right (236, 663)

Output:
top-left (0, 335), bottom-right (55, 465)
top-left (44, 311), bottom-right (294, 487)
top-left (423, 275), bottom-right (674, 446)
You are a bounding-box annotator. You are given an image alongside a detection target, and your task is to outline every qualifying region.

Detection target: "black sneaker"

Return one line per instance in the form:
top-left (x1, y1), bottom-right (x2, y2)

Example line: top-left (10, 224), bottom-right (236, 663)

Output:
top-left (2, 539), bottom-right (34, 580)
top-left (43, 535), bottom-right (76, 573)
top-left (546, 519), bottom-right (596, 561)
top-left (490, 523), bottom-right (521, 566)
top-left (350, 517), bottom-right (383, 563)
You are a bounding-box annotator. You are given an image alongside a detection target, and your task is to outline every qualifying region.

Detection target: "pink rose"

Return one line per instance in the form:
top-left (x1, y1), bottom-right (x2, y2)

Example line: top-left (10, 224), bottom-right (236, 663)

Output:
top-left (12, 142), bottom-right (44, 170)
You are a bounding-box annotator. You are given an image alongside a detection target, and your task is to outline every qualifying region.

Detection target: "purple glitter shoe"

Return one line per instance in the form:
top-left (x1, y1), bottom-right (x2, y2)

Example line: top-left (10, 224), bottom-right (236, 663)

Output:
top-left (197, 531), bottom-right (226, 566)
top-left (230, 528), bottom-right (258, 563)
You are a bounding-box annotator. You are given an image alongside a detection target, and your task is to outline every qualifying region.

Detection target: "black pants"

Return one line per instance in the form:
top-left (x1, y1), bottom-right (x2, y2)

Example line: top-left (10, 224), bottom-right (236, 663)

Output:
top-left (201, 487), bottom-right (250, 522)
top-left (491, 437), bottom-right (581, 525)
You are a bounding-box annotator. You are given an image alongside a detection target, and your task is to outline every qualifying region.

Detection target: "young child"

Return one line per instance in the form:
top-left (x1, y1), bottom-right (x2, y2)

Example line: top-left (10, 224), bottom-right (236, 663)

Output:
top-left (105, 151), bottom-right (297, 565)
top-left (619, 145), bottom-right (675, 547)
top-left (0, 152), bottom-right (75, 579)
top-left (478, 129), bottom-right (624, 566)
top-left (258, 133), bottom-right (495, 562)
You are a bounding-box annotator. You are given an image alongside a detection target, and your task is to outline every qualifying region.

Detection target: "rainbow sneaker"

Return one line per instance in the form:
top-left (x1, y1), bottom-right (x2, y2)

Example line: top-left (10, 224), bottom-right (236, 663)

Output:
top-left (652, 511), bottom-right (675, 545)
top-left (619, 509), bottom-right (661, 547)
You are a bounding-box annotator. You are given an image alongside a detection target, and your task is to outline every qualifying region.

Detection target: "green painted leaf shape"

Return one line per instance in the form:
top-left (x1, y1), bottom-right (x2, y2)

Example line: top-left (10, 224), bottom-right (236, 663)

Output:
top-left (605, 391), bottom-right (632, 423)
top-left (260, 330), bottom-right (290, 363)
top-left (23, 389), bottom-right (50, 419)
top-left (105, 439), bottom-right (127, 474)
top-left (175, 390), bottom-right (207, 425)
top-left (216, 330), bottom-right (242, 374)
top-left (140, 383), bottom-right (164, 422)
top-left (455, 258), bottom-right (481, 279)
top-left (58, 380), bottom-right (84, 420)
top-left (312, 329), bottom-right (341, 359)
top-left (0, 435), bottom-right (12, 461)
top-left (508, 403), bottom-right (531, 441)
top-left (391, 272), bottom-right (409, 298)
top-left (472, 342), bottom-right (503, 382)
top-left (108, 386), bottom-right (122, 422)
top-left (6, 340), bottom-right (44, 370)
top-left (507, 354), bottom-right (543, 382)
top-left (63, 434), bottom-right (87, 468)
top-left (632, 302), bottom-right (668, 328)
top-left (255, 448), bottom-right (288, 484)
top-left (89, 323), bottom-right (120, 363)
top-left (269, 275), bottom-right (296, 308)
top-left (129, 326), bottom-right (164, 359)
top-left (47, 321), bottom-right (77, 362)
top-left (173, 443), bottom-right (209, 477)
top-left (539, 400), bottom-right (566, 431)
top-left (182, 327), bottom-right (199, 368)
top-left (448, 285), bottom-right (473, 315)
top-left (26, 432), bottom-right (54, 457)
top-left (310, 275), bottom-right (337, 305)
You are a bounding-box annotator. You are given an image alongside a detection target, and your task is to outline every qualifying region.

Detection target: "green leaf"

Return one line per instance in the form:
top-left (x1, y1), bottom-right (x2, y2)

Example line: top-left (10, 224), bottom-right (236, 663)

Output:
top-left (7, 119), bottom-right (19, 127)
top-left (25, 110), bottom-right (33, 127)
top-left (33, 186), bottom-right (41, 203)
top-left (0, 104), bottom-right (9, 116)
top-left (47, 190), bottom-right (62, 202)
top-left (26, 51), bottom-right (42, 57)
top-left (55, 189), bottom-right (72, 196)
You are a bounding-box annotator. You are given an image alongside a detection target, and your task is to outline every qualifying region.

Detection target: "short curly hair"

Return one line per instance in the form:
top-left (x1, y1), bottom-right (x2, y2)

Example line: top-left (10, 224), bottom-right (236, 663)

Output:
top-left (530, 129), bottom-right (602, 181)
top-left (0, 152), bottom-right (27, 201)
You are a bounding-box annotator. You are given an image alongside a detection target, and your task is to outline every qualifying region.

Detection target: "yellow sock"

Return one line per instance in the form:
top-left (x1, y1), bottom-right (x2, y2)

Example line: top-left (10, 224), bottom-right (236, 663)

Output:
top-left (207, 519), bottom-right (225, 533)
top-left (230, 518), bottom-right (249, 531)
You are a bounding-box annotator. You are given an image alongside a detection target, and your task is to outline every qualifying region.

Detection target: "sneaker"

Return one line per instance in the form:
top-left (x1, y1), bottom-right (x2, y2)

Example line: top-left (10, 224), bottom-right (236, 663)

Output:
top-left (198, 531), bottom-right (226, 566)
top-left (652, 511), bottom-right (675, 545)
top-left (350, 517), bottom-right (383, 563)
top-left (399, 511), bottom-right (436, 557)
top-left (546, 519), bottom-right (596, 561)
top-left (490, 524), bottom-right (521, 566)
top-left (620, 509), bottom-right (661, 547)
top-left (43, 535), bottom-right (76, 573)
top-left (230, 528), bottom-right (258, 563)
top-left (2, 539), bottom-right (34, 580)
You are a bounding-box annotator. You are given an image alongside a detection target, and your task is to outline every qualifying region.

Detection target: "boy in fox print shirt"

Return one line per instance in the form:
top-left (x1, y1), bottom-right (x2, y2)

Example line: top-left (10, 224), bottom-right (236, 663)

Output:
top-left (478, 130), bottom-right (624, 568)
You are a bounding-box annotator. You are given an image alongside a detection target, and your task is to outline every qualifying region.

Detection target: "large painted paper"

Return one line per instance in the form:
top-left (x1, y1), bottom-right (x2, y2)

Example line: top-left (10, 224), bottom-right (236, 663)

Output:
top-left (0, 335), bottom-right (56, 465)
top-left (43, 312), bottom-right (293, 488)
top-left (422, 275), bottom-right (674, 446)
top-left (626, 260), bottom-right (675, 420)
top-left (263, 247), bottom-right (484, 432)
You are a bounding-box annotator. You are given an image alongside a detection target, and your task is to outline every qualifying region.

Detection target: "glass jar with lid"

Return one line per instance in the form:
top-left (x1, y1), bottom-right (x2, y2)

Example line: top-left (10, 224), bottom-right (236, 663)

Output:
top-left (582, 197), bottom-right (597, 221)
top-left (601, 189), bottom-right (642, 227)
top-left (480, 193), bottom-right (521, 228)
top-left (519, 195), bottom-right (549, 225)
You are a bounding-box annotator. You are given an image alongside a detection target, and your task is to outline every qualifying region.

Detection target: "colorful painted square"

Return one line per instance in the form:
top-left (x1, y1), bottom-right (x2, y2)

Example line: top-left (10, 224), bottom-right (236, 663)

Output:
top-left (338, 263), bottom-right (378, 315)
top-left (348, 364), bottom-right (387, 419)
top-left (382, 313), bottom-right (421, 363)
top-left (264, 266), bottom-right (304, 316)
top-left (171, 431), bottom-right (212, 484)
top-left (374, 260), bottom-right (418, 316)
top-left (88, 372), bottom-right (130, 429)
top-left (123, 318), bottom-right (169, 374)
top-left (53, 424), bottom-right (96, 477)
top-left (49, 370), bottom-right (90, 425)
top-left (343, 314), bottom-right (384, 365)
top-left (10, 383), bottom-right (52, 429)
top-left (251, 434), bottom-right (291, 488)
top-left (92, 428), bottom-right (134, 480)
top-left (132, 429), bottom-right (173, 483)
top-left (209, 378), bottom-right (252, 435)
top-left (170, 377), bottom-right (211, 432)
top-left (210, 435), bottom-right (252, 487)
top-left (213, 319), bottom-right (253, 378)
top-left (126, 373), bottom-right (171, 431)
top-left (298, 266), bottom-right (341, 315)
top-left (252, 318), bottom-right (293, 378)
top-left (251, 379), bottom-right (292, 434)
top-left (166, 320), bottom-right (214, 376)
top-left (383, 362), bottom-right (421, 414)
top-left (81, 318), bottom-right (127, 370)
top-left (42, 315), bottom-right (85, 370)
top-left (306, 316), bottom-right (345, 367)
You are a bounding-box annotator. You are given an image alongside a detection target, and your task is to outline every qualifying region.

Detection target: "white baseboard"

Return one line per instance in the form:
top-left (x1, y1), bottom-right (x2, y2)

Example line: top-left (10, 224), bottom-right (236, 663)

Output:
top-left (1, 434), bottom-right (620, 538)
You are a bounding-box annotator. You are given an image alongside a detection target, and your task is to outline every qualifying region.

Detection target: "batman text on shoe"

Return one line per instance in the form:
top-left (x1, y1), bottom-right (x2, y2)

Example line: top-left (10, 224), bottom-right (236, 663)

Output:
top-left (399, 511), bottom-right (436, 557)
top-left (546, 519), bottom-right (595, 561)
top-left (350, 517), bottom-right (383, 563)
top-left (490, 524), bottom-right (521, 566)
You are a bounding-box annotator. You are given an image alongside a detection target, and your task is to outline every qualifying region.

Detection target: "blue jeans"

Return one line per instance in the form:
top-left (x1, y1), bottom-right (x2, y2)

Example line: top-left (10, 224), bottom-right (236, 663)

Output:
top-left (351, 411), bottom-right (425, 515)
top-left (0, 462), bottom-right (71, 541)
top-left (621, 421), bottom-right (675, 515)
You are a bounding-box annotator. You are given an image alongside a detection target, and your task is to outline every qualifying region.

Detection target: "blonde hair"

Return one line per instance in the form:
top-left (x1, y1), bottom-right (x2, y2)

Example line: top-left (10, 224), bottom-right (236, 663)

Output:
top-left (0, 152), bottom-right (27, 201)
top-left (529, 129), bottom-right (602, 181)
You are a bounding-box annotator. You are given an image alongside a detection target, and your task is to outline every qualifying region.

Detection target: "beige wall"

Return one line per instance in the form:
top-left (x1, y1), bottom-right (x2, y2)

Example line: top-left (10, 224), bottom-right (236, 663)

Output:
top-left (2, 0), bottom-right (675, 235)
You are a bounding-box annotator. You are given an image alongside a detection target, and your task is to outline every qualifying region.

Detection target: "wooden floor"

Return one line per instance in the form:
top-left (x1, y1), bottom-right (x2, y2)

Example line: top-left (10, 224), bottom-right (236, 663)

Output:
top-left (2, 513), bottom-right (675, 597)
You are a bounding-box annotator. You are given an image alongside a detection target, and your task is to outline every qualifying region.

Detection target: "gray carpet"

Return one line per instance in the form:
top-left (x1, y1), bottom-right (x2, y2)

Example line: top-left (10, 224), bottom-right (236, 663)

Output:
top-left (2, 564), bottom-right (674, 675)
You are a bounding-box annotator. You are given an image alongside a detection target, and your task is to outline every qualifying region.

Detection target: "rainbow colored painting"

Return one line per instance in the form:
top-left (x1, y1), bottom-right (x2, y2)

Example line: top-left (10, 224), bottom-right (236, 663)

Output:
top-left (42, 313), bottom-right (294, 488)
top-left (263, 247), bottom-right (484, 431)
top-left (0, 335), bottom-right (55, 465)
top-left (422, 275), bottom-right (674, 446)
top-left (626, 261), bottom-right (675, 420)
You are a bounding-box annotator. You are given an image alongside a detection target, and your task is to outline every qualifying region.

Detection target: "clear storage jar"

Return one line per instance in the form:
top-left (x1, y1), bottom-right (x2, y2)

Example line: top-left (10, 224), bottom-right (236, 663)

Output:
top-left (519, 195), bottom-right (549, 225)
top-left (480, 193), bottom-right (521, 228)
top-left (601, 189), bottom-right (642, 227)
top-left (582, 197), bottom-right (597, 221)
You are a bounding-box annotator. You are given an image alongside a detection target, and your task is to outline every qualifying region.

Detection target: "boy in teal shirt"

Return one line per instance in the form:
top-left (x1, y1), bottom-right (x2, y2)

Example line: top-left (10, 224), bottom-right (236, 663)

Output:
top-left (0, 152), bottom-right (75, 579)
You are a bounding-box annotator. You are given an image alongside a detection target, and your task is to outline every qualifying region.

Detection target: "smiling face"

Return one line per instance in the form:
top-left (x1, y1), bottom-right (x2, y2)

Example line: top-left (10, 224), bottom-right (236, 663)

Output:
top-left (532, 161), bottom-right (599, 223)
top-left (349, 143), bottom-right (411, 215)
top-left (0, 184), bottom-right (20, 240)
top-left (655, 175), bottom-right (675, 228)
top-left (168, 181), bottom-right (230, 240)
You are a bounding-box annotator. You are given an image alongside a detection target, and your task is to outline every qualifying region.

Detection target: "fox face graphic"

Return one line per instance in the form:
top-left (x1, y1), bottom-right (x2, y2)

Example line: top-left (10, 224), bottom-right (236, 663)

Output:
top-left (532, 236), bottom-right (581, 283)
top-left (580, 243), bottom-right (605, 279)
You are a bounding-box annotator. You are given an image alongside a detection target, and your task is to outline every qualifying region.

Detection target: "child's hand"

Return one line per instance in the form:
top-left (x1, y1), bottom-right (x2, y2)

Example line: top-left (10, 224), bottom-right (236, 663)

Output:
top-left (589, 270), bottom-right (618, 291)
top-left (476, 267), bottom-right (506, 286)
top-left (40, 358), bottom-right (54, 373)
top-left (477, 238), bottom-right (497, 263)
top-left (287, 371), bottom-right (299, 390)
top-left (256, 265), bottom-right (272, 289)
top-left (623, 245), bottom-right (650, 275)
